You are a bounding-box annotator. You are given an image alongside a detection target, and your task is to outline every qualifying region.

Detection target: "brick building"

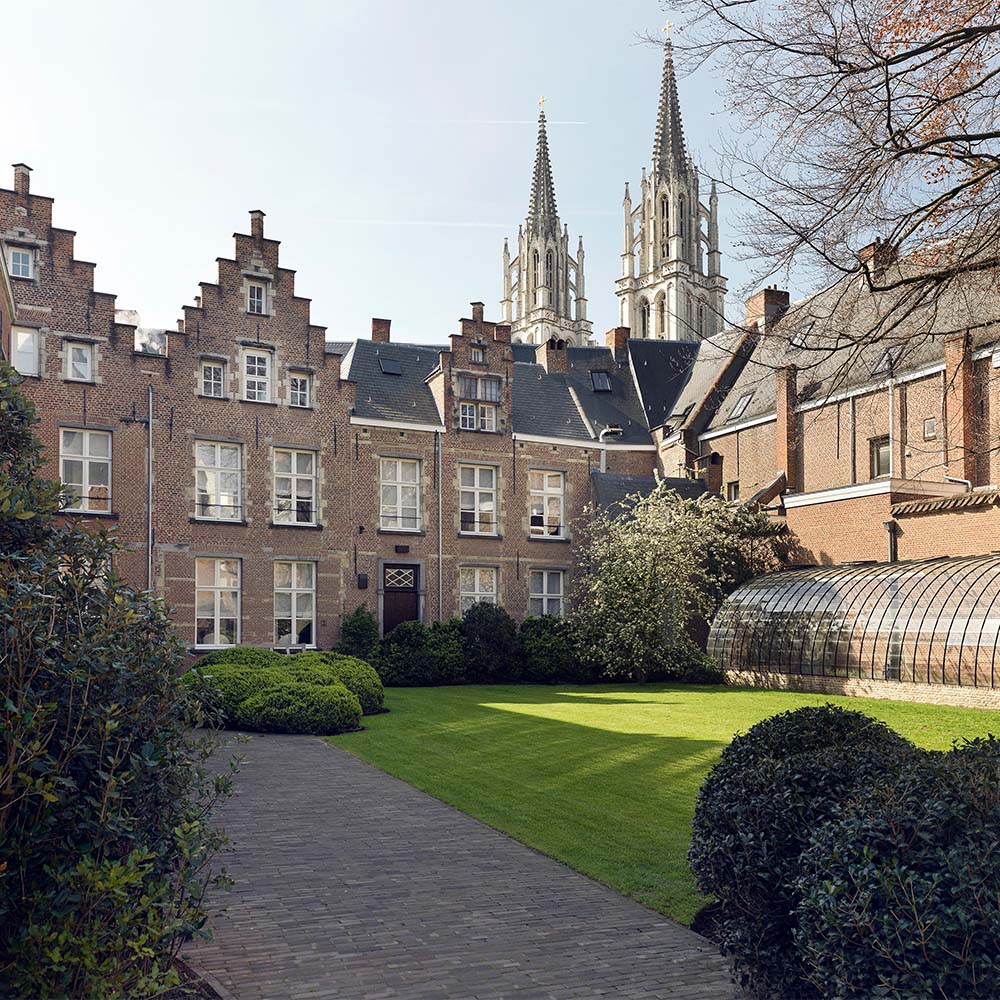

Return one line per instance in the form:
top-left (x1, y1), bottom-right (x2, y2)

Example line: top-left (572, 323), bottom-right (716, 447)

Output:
top-left (1, 166), bottom-right (707, 653)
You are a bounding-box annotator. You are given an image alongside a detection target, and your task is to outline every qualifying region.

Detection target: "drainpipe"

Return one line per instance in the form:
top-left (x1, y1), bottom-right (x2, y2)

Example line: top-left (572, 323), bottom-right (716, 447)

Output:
top-left (435, 430), bottom-right (443, 621)
top-left (945, 473), bottom-right (972, 492)
top-left (146, 383), bottom-right (154, 591)
top-left (882, 520), bottom-right (898, 563)
top-left (599, 424), bottom-right (623, 473)
top-left (887, 375), bottom-right (895, 480)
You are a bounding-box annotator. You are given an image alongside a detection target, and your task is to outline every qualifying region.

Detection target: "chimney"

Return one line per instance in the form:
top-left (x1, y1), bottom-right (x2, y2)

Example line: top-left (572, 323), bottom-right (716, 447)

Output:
top-left (538, 337), bottom-right (569, 374)
top-left (745, 285), bottom-right (789, 330)
top-left (605, 326), bottom-right (630, 351)
top-left (775, 365), bottom-right (800, 490)
top-left (249, 209), bottom-right (265, 241)
top-left (944, 332), bottom-right (976, 482)
top-left (13, 163), bottom-right (31, 197)
top-left (858, 237), bottom-right (898, 279)
top-left (494, 324), bottom-right (511, 344)
top-left (371, 317), bottom-right (391, 343)
top-left (470, 301), bottom-right (485, 323)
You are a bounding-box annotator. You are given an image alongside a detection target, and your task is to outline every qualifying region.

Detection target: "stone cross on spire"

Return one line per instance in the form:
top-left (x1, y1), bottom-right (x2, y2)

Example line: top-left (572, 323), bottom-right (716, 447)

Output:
top-left (652, 28), bottom-right (687, 177)
top-left (528, 104), bottom-right (558, 236)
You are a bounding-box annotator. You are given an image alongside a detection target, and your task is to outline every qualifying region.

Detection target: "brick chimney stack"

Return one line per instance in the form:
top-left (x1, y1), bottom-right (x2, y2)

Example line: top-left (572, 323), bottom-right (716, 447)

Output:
top-left (775, 365), bottom-right (800, 490)
top-left (13, 163), bottom-right (31, 197)
top-left (745, 285), bottom-right (789, 330)
top-left (249, 209), bottom-right (265, 241)
top-left (605, 326), bottom-right (630, 351)
top-left (371, 318), bottom-right (391, 343)
top-left (858, 237), bottom-right (898, 279)
top-left (471, 301), bottom-right (485, 323)
top-left (538, 337), bottom-right (570, 374)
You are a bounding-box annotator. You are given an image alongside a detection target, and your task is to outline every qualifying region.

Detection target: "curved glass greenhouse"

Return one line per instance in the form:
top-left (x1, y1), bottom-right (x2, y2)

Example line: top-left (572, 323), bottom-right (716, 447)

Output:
top-left (708, 554), bottom-right (1000, 688)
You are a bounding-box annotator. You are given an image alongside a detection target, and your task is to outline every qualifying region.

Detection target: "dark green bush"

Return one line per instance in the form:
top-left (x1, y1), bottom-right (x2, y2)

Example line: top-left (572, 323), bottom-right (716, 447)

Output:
top-left (337, 605), bottom-right (379, 659)
top-left (520, 616), bottom-right (583, 683)
top-left (688, 705), bottom-right (915, 1000)
top-left (234, 682), bottom-right (361, 735)
top-left (670, 647), bottom-right (726, 685)
top-left (183, 661), bottom-right (274, 721)
top-left (0, 363), bottom-right (229, 998)
top-left (460, 603), bottom-right (522, 682)
top-left (195, 645), bottom-right (283, 669)
top-left (795, 737), bottom-right (1000, 1000)
top-left (375, 619), bottom-right (465, 686)
top-left (270, 652), bottom-right (384, 715)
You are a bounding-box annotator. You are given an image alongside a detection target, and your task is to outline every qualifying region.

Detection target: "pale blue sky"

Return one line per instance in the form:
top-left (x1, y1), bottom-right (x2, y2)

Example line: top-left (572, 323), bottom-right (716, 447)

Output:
top-left (7, 0), bottom-right (752, 342)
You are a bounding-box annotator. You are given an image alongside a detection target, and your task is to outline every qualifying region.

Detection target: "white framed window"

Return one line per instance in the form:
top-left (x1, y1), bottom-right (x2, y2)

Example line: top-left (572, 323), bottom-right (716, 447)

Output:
top-left (60, 429), bottom-right (111, 513)
top-left (528, 570), bottom-right (564, 616)
top-left (728, 392), bottom-right (754, 421)
top-left (471, 346), bottom-right (485, 363)
top-left (9, 247), bottom-right (32, 279)
top-left (380, 458), bottom-right (421, 531)
top-left (289, 373), bottom-right (311, 408)
top-left (247, 281), bottom-right (266, 315)
top-left (243, 351), bottom-right (271, 402)
top-left (460, 566), bottom-right (497, 612)
top-left (459, 465), bottom-right (497, 535)
top-left (274, 448), bottom-right (316, 524)
top-left (274, 560), bottom-right (316, 648)
top-left (67, 343), bottom-right (93, 382)
top-left (195, 441), bottom-right (243, 520)
top-left (727, 481), bottom-right (741, 503)
top-left (12, 327), bottom-right (39, 376)
top-left (460, 401), bottom-right (497, 432)
top-left (201, 360), bottom-right (226, 398)
top-left (923, 417), bottom-right (937, 440)
top-left (529, 470), bottom-right (565, 538)
top-left (871, 436), bottom-right (891, 479)
top-left (195, 557), bottom-right (240, 648)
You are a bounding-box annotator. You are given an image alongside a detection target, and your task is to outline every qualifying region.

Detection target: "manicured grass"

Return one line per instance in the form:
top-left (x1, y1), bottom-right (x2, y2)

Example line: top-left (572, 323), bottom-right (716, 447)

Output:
top-left (328, 684), bottom-right (999, 925)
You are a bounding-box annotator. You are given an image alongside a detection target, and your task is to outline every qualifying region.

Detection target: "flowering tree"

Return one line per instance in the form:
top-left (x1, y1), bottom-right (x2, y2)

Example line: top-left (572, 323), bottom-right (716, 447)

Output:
top-left (570, 483), bottom-right (780, 680)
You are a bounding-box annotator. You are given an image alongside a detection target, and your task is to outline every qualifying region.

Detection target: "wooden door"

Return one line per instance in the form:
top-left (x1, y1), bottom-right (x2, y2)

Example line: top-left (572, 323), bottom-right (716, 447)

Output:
top-left (382, 564), bottom-right (420, 636)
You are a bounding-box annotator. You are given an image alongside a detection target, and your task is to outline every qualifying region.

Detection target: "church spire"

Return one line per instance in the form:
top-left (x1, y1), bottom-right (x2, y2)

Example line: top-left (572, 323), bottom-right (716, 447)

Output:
top-left (652, 35), bottom-right (687, 177)
top-left (528, 101), bottom-right (558, 236)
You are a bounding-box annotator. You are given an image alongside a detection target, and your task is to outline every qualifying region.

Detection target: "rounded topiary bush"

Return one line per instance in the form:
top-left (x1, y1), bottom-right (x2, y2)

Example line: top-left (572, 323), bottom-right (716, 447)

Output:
top-left (233, 682), bottom-right (362, 735)
top-left (196, 645), bottom-right (283, 669)
top-left (319, 653), bottom-right (384, 714)
top-left (688, 705), bottom-right (916, 1000)
top-left (460, 603), bottom-right (522, 683)
top-left (795, 737), bottom-right (1000, 1000)
top-left (183, 662), bottom-right (275, 721)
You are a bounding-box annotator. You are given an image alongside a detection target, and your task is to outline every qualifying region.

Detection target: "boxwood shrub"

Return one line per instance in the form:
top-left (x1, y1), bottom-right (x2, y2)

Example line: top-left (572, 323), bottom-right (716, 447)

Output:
top-left (688, 705), bottom-right (916, 999)
top-left (233, 682), bottom-right (362, 735)
top-left (182, 662), bottom-right (274, 722)
top-left (795, 736), bottom-right (1000, 1000)
top-left (376, 619), bottom-right (465, 686)
top-left (460, 603), bottom-right (522, 682)
top-left (274, 652), bottom-right (385, 715)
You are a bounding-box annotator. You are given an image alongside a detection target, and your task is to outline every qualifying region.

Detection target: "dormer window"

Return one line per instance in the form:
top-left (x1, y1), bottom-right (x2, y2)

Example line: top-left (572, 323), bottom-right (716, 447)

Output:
top-left (874, 345), bottom-right (903, 375)
top-left (9, 247), bottom-right (32, 279)
top-left (247, 281), bottom-right (267, 315)
top-left (591, 371), bottom-right (612, 392)
top-left (729, 391), bottom-right (754, 421)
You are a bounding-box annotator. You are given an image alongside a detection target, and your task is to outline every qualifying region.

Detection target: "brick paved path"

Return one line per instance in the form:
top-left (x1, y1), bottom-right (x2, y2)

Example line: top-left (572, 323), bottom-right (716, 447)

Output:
top-left (185, 733), bottom-right (736, 1000)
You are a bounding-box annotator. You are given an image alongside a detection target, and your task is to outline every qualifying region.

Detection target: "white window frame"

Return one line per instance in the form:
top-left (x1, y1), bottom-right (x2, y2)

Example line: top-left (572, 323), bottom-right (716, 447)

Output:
top-left (200, 360), bottom-right (226, 398)
top-left (729, 392), bottom-right (754, 421)
top-left (471, 346), bottom-right (485, 363)
top-left (528, 569), bottom-right (564, 617)
top-left (871, 436), bottom-right (891, 479)
top-left (273, 448), bottom-right (317, 525)
top-left (195, 441), bottom-right (243, 521)
top-left (460, 566), bottom-right (498, 613)
top-left (460, 401), bottom-right (497, 432)
top-left (9, 247), bottom-right (32, 279)
top-left (67, 342), bottom-right (94, 382)
top-left (274, 560), bottom-right (316, 649)
top-left (195, 557), bottom-right (241, 648)
top-left (243, 350), bottom-right (272, 402)
top-left (459, 464), bottom-right (497, 535)
top-left (12, 326), bottom-right (40, 376)
top-left (379, 457), bottom-right (421, 531)
top-left (247, 281), bottom-right (267, 315)
top-left (289, 372), bottom-right (311, 408)
top-left (60, 428), bottom-right (111, 513)
top-left (529, 470), bottom-right (565, 538)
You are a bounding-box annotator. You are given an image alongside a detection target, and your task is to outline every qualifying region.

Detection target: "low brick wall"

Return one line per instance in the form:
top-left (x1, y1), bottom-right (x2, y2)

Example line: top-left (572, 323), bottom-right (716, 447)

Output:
top-left (725, 669), bottom-right (1000, 711)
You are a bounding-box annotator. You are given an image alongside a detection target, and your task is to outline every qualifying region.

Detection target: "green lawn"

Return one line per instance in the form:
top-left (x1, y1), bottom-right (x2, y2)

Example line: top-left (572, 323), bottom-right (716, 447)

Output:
top-left (328, 684), bottom-right (999, 925)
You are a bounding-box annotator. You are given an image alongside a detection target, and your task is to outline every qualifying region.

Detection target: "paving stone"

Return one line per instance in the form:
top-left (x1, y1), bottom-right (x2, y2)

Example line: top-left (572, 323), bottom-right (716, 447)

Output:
top-left (184, 734), bottom-right (737, 1000)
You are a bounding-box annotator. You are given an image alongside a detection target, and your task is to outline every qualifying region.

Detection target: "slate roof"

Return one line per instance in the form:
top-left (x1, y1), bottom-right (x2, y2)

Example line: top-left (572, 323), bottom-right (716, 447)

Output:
top-left (590, 472), bottom-right (706, 512)
top-left (342, 339), bottom-right (446, 426)
top-left (626, 339), bottom-right (701, 430)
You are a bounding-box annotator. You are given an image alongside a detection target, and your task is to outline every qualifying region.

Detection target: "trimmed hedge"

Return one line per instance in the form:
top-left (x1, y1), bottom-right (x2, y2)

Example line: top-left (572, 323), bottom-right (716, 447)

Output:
top-left (688, 705), bottom-right (916, 999)
top-left (233, 682), bottom-right (362, 735)
top-left (460, 603), bottom-right (522, 683)
top-left (795, 737), bottom-right (1000, 999)
top-left (376, 619), bottom-right (465, 686)
top-left (276, 652), bottom-right (385, 715)
top-left (182, 662), bottom-right (274, 721)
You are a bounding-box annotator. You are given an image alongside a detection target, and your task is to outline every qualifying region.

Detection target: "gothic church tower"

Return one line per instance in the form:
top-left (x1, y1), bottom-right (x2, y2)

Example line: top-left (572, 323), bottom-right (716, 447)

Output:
top-left (501, 105), bottom-right (592, 346)
top-left (615, 37), bottom-right (726, 341)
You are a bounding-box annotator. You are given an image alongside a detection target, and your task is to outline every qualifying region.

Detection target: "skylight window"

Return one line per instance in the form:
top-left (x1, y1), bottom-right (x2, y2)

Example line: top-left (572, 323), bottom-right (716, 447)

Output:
top-left (591, 371), bottom-right (612, 392)
top-left (729, 392), bottom-right (754, 421)
top-left (798, 381), bottom-right (822, 402)
top-left (874, 345), bottom-right (904, 374)
top-left (379, 357), bottom-right (402, 375)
